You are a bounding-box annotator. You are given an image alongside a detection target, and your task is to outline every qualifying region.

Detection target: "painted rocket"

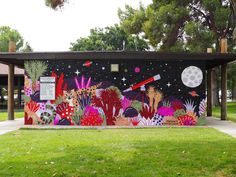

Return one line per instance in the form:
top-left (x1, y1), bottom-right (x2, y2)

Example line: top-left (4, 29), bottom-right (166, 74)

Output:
top-left (123, 74), bottom-right (161, 92)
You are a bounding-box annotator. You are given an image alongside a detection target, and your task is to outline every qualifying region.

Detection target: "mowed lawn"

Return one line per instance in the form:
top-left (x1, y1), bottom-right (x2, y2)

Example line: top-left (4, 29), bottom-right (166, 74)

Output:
top-left (0, 110), bottom-right (24, 121)
top-left (0, 128), bottom-right (236, 177)
top-left (213, 102), bottom-right (236, 122)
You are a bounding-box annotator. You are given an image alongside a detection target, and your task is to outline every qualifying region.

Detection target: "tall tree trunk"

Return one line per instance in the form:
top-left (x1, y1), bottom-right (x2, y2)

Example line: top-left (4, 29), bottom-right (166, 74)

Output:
top-left (232, 78), bottom-right (236, 101)
top-left (212, 69), bottom-right (220, 106)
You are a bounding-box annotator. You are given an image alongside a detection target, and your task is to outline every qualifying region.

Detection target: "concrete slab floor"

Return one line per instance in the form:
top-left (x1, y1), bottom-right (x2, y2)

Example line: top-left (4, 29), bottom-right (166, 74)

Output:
top-left (206, 117), bottom-right (236, 138)
top-left (0, 118), bottom-right (24, 135)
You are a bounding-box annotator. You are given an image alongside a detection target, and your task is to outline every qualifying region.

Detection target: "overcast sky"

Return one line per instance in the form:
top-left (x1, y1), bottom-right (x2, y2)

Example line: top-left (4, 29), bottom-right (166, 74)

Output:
top-left (0, 0), bottom-right (152, 51)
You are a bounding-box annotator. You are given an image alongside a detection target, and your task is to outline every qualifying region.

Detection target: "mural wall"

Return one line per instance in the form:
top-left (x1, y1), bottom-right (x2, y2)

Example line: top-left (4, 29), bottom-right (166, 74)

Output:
top-left (24, 59), bottom-right (206, 126)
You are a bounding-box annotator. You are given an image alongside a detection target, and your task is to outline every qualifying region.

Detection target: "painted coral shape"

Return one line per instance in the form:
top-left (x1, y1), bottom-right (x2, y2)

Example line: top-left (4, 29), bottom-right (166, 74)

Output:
top-left (92, 86), bottom-right (122, 125)
top-left (140, 105), bottom-right (155, 119)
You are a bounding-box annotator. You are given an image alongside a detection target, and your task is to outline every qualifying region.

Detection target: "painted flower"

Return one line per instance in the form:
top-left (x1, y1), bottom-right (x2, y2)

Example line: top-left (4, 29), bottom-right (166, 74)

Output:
top-left (56, 102), bottom-right (69, 115)
top-left (56, 102), bottom-right (74, 125)
top-left (178, 115), bottom-right (196, 126)
top-left (157, 101), bottom-right (175, 117)
top-left (138, 117), bottom-right (156, 126)
top-left (26, 100), bottom-right (40, 113)
top-left (80, 106), bottom-right (103, 126)
top-left (121, 97), bottom-right (132, 110)
top-left (54, 114), bottom-right (61, 125)
top-left (38, 102), bottom-right (46, 111)
top-left (24, 87), bottom-right (32, 96)
top-left (130, 117), bottom-right (140, 126)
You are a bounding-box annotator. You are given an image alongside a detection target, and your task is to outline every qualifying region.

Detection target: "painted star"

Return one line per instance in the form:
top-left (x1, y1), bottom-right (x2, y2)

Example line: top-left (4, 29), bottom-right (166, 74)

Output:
top-left (167, 82), bottom-right (171, 87)
top-left (121, 77), bottom-right (126, 82)
top-left (102, 67), bottom-right (105, 70)
top-left (75, 70), bottom-right (80, 76)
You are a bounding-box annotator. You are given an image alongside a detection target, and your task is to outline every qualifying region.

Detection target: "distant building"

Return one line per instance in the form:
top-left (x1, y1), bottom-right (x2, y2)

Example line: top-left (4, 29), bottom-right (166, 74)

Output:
top-left (0, 64), bottom-right (24, 109)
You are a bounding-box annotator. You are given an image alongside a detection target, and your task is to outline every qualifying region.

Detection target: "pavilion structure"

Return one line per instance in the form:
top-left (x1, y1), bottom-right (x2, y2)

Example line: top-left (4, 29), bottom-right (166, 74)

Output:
top-left (0, 44), bottom-right (235, 121)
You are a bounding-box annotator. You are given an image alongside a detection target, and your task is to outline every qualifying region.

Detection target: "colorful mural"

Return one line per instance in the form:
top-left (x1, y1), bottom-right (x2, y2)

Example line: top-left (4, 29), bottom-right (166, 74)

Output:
top-left (24, 59), bottom-right (206, 126)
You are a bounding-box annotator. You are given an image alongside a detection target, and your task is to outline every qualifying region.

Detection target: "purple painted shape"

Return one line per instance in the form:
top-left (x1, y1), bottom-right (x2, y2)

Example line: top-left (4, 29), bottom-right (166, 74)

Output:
top-left (86, 77), bottom-right (91, 88)
top-left (157, 106), bottom-right (175, 116)
top-left (81, 75), bottom-right (84, 88)
top-left (74, 77), bottom-right (81, 89)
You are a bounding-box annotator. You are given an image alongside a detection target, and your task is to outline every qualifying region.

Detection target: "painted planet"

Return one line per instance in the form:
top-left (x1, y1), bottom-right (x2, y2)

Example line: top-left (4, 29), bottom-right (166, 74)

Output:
top-left (134, 67), bottom-right (140, 73)
top-left (83, 60), bottom-right (93, 67)
top-left (181, 66), bottom-right (203, 88)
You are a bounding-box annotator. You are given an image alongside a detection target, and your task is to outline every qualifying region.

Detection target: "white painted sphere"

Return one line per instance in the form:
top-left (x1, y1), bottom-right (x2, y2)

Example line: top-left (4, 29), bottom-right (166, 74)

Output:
top-left (181, 66), bottom-right (203, 88)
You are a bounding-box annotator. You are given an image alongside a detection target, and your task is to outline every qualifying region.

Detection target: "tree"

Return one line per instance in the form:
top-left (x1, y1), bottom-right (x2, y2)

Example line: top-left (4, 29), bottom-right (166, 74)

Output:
top-left (0, 26), bottom-right (24, 52)
top-left (70, 25), bottom-right (149, 51)
top-left (228, 63), bottom-right (236, 100)
top-left (0, 26), bottom-right (32, 52)
top-left (45, 0), bottom-right (67, 10)
top-left (119, 1), bottom-right (236, 106)
top-left (21, 42), bottom-right (33, 52)
top-left (118, 1), bottom-right (235, 52)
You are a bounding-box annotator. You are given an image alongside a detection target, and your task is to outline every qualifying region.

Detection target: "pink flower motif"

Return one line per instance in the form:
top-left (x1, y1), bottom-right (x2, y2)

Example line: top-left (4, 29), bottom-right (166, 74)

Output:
top-left (157, 106), bottom-right (175, 116)
top-left (121, 97), bottom-right (132, 110)
top-left (24, 87), bottom-right (32, 96)
top-left (39, 103), bottom-right (46, 111)
top-left (54, 114), bottom-right (61, 125)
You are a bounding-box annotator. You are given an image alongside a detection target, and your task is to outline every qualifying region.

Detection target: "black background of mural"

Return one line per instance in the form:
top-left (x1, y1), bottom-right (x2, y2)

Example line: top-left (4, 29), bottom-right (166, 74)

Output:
top-left (44, 59), bottom-right (205, 114)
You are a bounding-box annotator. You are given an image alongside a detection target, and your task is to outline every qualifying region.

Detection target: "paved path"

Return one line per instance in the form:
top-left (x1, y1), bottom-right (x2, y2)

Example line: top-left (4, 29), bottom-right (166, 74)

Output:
top-left (0, 118), bottom-right (24, 135)
top-left (206, 117), bottom-right (236, 138)
top-left (0, 117), bottom-right (236, 138)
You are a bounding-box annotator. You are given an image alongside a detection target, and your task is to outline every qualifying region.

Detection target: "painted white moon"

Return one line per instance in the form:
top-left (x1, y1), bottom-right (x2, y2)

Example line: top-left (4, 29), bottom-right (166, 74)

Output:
top-left (181, 66), bottom-right (203, 88)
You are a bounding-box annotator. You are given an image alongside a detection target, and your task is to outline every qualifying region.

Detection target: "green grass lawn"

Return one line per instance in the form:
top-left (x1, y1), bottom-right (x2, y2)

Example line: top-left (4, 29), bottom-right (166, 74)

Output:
top-left (0, 128), bottom-right (236, 177)
top-left (213, 102), bottom-right (236, 122)
top-left (0, 109), bottom-right (24, 121)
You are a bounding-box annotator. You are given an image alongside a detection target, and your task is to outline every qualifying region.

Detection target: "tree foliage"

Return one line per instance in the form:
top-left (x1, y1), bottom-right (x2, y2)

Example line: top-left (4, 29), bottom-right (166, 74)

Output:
top-left (45, 0), bottom-right (67, 10)
top-left (228, 62), bottom-right (236, 100)
top-left (118, 0), bottom-right (236, 52)
top-left (0, 26), bottom-right (24, 52)
top-left (70, 25), bottom-right (149, 51)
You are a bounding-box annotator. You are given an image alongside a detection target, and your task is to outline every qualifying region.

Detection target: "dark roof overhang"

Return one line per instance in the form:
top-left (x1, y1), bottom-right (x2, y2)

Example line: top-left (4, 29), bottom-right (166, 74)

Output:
top-left (0, 51), bottom-right (235, 69)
